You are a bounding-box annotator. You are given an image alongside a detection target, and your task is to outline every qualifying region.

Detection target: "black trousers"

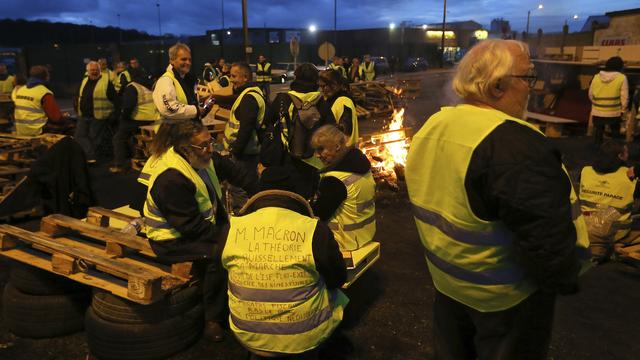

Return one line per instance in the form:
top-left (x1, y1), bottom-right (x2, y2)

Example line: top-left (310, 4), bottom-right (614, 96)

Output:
top-left (433, 290), bottom-right (556, 360)
top-left (592, 115), bottom-right (621, 146)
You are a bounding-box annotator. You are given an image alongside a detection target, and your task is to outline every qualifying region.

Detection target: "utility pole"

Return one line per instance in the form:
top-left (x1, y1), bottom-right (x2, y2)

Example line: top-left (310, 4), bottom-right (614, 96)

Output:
top-left (242, 0), bottom-right (250, 63)
top-left (117, 13), bottom-right (122, 44)
top-left (156, 2), bottom-right (163, 45)
top-left (440, 0), bottom-right (447, 68)
top-left (221, 0), bottom-right (225, 57)
top-left (334, 0), bottom-right (337, 52)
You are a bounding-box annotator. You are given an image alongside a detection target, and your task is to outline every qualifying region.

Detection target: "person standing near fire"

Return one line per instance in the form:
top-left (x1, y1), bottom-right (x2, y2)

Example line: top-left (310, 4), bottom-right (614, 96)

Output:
top-left (589, 56), bottom-right (628, 146)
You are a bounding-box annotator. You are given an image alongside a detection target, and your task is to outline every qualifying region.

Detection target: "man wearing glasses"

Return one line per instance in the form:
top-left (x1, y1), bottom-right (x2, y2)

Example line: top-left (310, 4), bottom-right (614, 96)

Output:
top-left (406, 39), bottom-right (590, 359)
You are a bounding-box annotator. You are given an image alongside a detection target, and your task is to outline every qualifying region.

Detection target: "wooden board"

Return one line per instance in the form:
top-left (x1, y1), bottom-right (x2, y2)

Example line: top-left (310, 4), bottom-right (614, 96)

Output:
top-left (342, 242), bottom-right (380, 289)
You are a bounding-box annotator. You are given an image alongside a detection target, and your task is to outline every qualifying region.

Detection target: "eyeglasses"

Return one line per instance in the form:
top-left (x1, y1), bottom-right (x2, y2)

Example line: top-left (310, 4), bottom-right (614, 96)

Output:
top-left (190, 138), bottom-right (215, 152)
top-left (509, 70), bottom-right (537, 88)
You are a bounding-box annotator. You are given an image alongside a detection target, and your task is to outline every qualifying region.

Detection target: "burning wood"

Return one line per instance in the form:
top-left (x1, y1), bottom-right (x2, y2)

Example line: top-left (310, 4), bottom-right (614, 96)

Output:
top-left (359, 108), bottom-right (412, 190)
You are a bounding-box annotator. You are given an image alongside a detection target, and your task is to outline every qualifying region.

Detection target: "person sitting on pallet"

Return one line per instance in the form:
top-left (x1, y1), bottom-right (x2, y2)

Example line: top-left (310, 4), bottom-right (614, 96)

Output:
top-left (580, 140), bottom-right (640, 263)
top-left (137, 119), bottom-right (259, 342)
top-left (311, 125), bottom-right (376, 251)
top-left (216, 166), bottom-right (348, 358)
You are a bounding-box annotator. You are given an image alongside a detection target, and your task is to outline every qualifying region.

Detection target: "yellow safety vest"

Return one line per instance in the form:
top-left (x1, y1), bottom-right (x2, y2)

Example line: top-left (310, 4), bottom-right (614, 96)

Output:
top-left (114, 70), bottom-right (131, 92)
top-left (137, 147), bottom-right (222, 242)
top-left (202, 64), bottom-right (217, 82)
top-left (78, 75), bottom-right (114, 120)
top-left (323, 170), bottom-right (376, 251)
top-left (405, 104), bottom-right (590, 312)
top-left (222, 201), bottom-right (348, 353)
top-left (349, 65), bottom-right (364, 81)
top-left (580, 166), bottom-right (636, 240)
top-left (362, 62), bottom-right (375, 81)
top-left (331, 96), bottom-right (359, 147)
top-left (0, 75), bottom-right (15, 94)
top-left (161, 66), bottom-right (188, 105)
top-left (224, 87), bottom-right (266, 155)
top-left (256, 63), bottom-right (271, 83)
top-left (283, 91), bottom-right (324, 169)
top-left (330, 63), bottom-right (346, 78)
top-left (13, 84), bottom-right (52, 136)
top-left (128, 82), bottom-right (160, 122)
top-left (591, 74), bottom-right (625, 113)
top-left (10, 85), bottom-right (23, 102)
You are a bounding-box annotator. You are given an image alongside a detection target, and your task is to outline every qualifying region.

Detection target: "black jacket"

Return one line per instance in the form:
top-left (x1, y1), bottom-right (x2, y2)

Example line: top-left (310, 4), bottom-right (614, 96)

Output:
top-left (318, 91), bottom-right (354, 137)
top-left (214, 191), bottom-right (347, 289)
top-left (229, 83), bottom-right (262, 157)
top-left (313, 147), bottom-right (371, 221)
top-left (465, 121), bottom-right (582, 295)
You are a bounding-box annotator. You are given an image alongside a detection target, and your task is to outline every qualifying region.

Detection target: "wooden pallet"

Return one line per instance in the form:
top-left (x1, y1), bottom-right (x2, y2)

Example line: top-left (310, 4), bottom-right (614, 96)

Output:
top-left (617, 243), bottom-right (640, 266)
top-left (0, 209), bottom-right (194, 304)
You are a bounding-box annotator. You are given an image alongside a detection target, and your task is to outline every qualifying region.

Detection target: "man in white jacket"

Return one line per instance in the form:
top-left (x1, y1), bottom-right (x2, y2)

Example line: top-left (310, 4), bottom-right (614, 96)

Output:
top-left (153, 43), bottom-right (201, 122)
top-left (589, 56), bottom-right (628, 146)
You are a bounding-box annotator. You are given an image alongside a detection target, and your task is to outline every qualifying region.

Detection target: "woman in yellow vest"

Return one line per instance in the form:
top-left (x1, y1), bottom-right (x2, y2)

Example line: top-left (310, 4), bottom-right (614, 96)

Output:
top-left (317, 69), bottom-right (359, 147)
top-left (311, 125), bottom-right (375, 251)
top-left (137, 119), bottom-right (259, 342)
top-left (589, 56), bottom-right (628, 146)
top-left (219, 166), bottom-right (348, 356)
top-left (580, 140), bottom-right (639, 262)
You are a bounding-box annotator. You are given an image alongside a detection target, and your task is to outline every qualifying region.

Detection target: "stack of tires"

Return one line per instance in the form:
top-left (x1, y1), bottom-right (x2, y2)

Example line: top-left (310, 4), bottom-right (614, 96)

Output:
top-left (85, 285), bottom-right (204, 360)
top-left (2, 264), bottom-right (90, 338)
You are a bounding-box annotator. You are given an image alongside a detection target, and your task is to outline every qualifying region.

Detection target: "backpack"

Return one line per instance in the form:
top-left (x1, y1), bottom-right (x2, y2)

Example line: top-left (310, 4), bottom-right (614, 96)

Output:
top-left (288, 94), bottom-right (322, 159)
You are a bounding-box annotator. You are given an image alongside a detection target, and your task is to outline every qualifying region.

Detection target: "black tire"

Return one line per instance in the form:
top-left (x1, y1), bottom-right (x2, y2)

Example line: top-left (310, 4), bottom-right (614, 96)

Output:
top-left (2, 282), bottom-right (89, 338)
top-left (9, 263), bottom-right (88, 295)
top-left (85, 304), bottom-right (204, 360)
top-left (91, 285), bottom-right (201, 324)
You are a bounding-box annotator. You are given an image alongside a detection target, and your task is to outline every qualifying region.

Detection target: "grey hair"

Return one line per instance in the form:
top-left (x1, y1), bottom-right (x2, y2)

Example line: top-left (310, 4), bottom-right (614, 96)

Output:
top-left (168, 42), bottom-right (191, 61)
top-left (86, 61), bottom-right (100, 71)
top-left (311, 125), bottom-right (347, 151)
top-left (452, 39), bottom-right (529, 101)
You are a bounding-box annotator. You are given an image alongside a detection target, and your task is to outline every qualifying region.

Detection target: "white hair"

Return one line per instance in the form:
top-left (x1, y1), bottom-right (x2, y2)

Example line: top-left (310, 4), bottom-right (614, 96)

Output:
top-left (311, 125), bottom-right (347, 151)
top-left (452, 39), bottom-right (529, 101)
top-left (168, 42), bottom-right (191, 61)
top-left (86, 61), bottom-right (100, 71)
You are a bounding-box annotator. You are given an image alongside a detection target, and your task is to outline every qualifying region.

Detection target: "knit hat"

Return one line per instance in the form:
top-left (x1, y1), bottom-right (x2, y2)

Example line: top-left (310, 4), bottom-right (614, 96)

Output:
top-left (605, 56), bottom-right (624, 72)
top-left (259, 166), bottom-right (296, 192)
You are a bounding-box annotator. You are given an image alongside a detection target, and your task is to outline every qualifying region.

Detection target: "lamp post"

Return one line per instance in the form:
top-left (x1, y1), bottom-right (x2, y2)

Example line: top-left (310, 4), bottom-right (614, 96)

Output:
top-left (526, 4), bottom-right (543, 37)
top-left (220, 0), bottom-right (225, 57)
top-left (561, 15), bottom-right (578, 57)
top-left (242, 0), bottom-right (250, 63)
top-left (440, 0), bottom-right (447, 68)
top-left (334, 0), bottom-right (337, 52)
top-left (156, 2), bottom-right (163, 45)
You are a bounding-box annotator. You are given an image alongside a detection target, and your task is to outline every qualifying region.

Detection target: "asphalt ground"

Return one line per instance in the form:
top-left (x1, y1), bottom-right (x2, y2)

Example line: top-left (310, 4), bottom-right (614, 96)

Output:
top-left (0, 70), bottom-right (639, 359)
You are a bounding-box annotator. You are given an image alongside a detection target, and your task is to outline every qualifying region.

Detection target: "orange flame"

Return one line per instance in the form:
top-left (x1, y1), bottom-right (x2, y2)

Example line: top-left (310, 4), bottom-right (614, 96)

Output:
top-left (392, 87), bottom-right (403, 96)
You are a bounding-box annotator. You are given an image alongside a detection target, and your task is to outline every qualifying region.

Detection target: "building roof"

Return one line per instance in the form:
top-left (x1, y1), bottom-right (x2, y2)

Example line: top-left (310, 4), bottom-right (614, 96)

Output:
top-left (428, 21), bottom-right (483, 31)
top-left (605, 8), bottom-right (640, 17)
top-left (580, 15), bottom-right (610, 32)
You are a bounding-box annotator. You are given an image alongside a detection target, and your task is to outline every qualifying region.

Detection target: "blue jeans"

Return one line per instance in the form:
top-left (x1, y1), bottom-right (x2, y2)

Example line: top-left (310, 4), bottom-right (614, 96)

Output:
top-left (74, 116), bottom-right (108, 161)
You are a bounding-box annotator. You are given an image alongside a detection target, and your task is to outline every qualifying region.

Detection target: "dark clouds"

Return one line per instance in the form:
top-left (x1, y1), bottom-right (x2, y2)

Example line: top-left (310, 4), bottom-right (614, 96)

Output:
top-left (0, 0), bottom-right (634, 35)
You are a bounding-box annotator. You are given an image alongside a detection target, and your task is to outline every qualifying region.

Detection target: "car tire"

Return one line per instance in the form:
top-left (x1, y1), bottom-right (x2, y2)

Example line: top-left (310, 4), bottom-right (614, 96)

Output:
top-left (91, 285), bottom-right (201, 324)
top-left (9, 263), bottom-right (88, 295)
top-left (2, 282), bottom-right (89, 338)
top-left (85, 304), bottom-right (204, 360)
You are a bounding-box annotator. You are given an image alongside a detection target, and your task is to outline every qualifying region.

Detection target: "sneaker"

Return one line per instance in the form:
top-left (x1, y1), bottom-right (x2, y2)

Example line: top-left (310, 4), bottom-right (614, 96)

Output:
top-left (203, 321), bottom-right (225, 342)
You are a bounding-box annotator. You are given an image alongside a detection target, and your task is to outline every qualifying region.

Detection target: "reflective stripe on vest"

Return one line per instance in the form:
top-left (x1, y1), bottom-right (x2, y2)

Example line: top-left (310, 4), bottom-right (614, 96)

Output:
top-left (362, 62), bottom-right (375, 81)
top-left (0, 75), bottom-right (15, 94)
top-left (405, 104), bottom-right (591, 312)
top-left (324, 170), bottom-right (376, 251)
top-left (13, 84), bottom-right (53, 136)
top-left (139, 147), bottom-right (222, 241)
top-left (78, 75), bottom-right (114, 120)
top-left (224, 87), bottom-right (265, 155)
top-left (331, 96), bottom-right (359, 147)
top-left (114, 70), bottom-right (131, 92)
top-left (591, 74), bottom-right (624, 112)
top-left (579, 166), bottom-right (636, 240)
top-left (330, 63), bottom-right (346, 78)
top-left (129, 82), bottom-right (161, 121)
top-left (256, 63), bottom-right (271, 83)
top-left (222, 206), bottom-right (348, 353)
top-left (161, 67), bottom-right (188, 105)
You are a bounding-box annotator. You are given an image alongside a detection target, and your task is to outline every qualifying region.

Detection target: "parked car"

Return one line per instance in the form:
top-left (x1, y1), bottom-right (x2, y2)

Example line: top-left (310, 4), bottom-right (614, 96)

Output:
top-left (370, 56), bottom-right (390, 75)
top-left (402, 57), bottom-right (429, 72)
top-left (271, 63), bottom-right (296, 83)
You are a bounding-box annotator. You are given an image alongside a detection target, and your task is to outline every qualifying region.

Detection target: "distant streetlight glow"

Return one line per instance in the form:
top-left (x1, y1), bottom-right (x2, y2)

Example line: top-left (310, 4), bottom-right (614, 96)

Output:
top-left (538, 4), bottom-right (544, 9)
top-left (422, 24), bottom-right (428, 30)
top-left (308, 25), bottom-right (317, 33)
top-left (526, 3), bottom-right (544, 36)
top-left (389, 22), bottom-right (396, 30)
top-left (226, 30), bottom-right (231, 35)
top-left (573, 14), bottom-right (579, 19)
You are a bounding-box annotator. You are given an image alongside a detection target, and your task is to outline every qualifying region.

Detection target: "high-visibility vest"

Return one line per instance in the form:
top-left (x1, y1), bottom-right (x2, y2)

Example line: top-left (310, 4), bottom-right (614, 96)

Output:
top-left (128, 82), bottom-right (160, 122)
top-left (362, 62), bottom-right (375, 81)
top-left (223, 87), bottom-right (265, 155)
top-left (0, 75), bottom-right (15, 94)
top-left (222, 204), bottom-right (348, 354)
top-left (218, 75), bottom-right (230, 87)
top-left (137, 147), bottom-right (222, 242)
top-left (256, 63), bottom-right (271, 83)
top-left (284, 91), bottom-right (324, 169)
top-left (323, 170), bottom-right (376, 251)
top-left (78, 75), bottom-right (114, 120)
top-left (10, 85), bottom-right (23, 102)
top-left (405, 104), bottom-right (591, 312)
top-left (202, 64), bottom-right (217, 83)
top-left (114, 70), bottom-right (131, 92)
top-left (331, 96), bottom-right (359, 147)
top-left (330, 63), bottom-right (346, 78)
top-left (349, 65), bottom-right (364, 81)
top-left (161, 66), bottom-right (188, 105)
top-left (580, 166), bottom-right (636, 240)
top-left (13, 84), bottom-right (52, 136)
top-left (591, 74), bottom-right (625, 113)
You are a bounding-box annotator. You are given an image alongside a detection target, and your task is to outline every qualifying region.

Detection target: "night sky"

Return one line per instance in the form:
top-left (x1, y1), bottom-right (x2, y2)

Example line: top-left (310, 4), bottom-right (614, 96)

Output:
top-left (1, 0), bottom-right (635, 36)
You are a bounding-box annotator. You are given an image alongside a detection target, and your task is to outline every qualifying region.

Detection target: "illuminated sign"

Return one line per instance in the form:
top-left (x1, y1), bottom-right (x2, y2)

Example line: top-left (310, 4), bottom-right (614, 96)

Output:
top-left (474, 30), bottom-right (488, 40)
top-left (426, 30), bottom-right (455, 39)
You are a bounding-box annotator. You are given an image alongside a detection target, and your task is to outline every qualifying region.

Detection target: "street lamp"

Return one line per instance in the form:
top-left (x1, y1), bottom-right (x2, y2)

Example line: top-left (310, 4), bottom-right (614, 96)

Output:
top-left (526, 4), bottom-right (543, 36)
top-left (308, 25), bottom-right (317, 33)
top-left (565, 14), bottom-right (579, 26)
top-left (389, 22), bottom-right (396, 30)
top-left (422, 24), bottom-right (428, 30)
